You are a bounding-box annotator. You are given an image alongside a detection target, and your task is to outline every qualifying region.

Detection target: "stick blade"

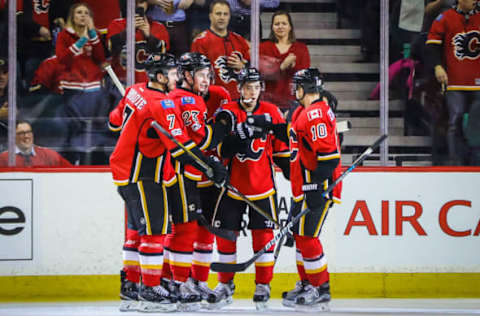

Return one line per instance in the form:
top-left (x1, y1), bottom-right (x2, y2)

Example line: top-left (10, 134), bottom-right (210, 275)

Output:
top-left (210, 261), bottom-right (251, 273)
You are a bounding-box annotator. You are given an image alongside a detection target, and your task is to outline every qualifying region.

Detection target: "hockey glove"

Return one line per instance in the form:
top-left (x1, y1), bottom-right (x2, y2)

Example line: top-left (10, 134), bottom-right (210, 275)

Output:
top-left (245, 113), bottom-right (273, 130)
top-left (302, 183), bottom-right (326, 211)
top-left (322, 90), bottom-right (338, 113)
top-left (235, 122), bottom-right (255, 140)
top-left (206, 156), bottom-right (228, 188)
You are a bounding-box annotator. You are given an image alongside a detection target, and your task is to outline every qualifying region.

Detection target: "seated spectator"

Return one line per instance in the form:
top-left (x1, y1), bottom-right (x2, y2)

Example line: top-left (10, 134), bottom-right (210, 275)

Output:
top-left (259, 10), bottom-right (310, 111)
top-left (107, 0), bottom-right (170, 85)
top-left (191, 0), bottom-right (250, 99)
top-left (227, 0), bottom-right (279, 39)
top-left (0, 120), bottom-right (72, 167)
top-left (147, 0), bottom-right (193, 56)
top-left (55, 2), bottom-right (109, 164)
top-left (29, 55), bottom-right (64, 95)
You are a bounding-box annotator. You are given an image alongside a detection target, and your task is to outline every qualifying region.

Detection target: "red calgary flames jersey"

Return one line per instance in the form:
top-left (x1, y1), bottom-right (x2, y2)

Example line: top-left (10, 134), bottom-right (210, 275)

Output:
top-left (289, 100), bottom-right (342, 202)
top-left (205, 85), bottom-right (231, 120)
top-left (169, 88), bottom-right (212, 180)
top-left (191, 29), bottom-right (250, 99)
top-left (106, 18), bottom-right (170, 83)
top-left (427, 9), bottom-right (480, 90)
top-left (219, 100), bottom-right (289, 199)
top-left (109, 83), bottom-right (191, 186)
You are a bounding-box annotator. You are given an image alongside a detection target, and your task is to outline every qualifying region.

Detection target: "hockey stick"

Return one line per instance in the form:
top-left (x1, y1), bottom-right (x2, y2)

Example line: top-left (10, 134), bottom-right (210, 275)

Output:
top-left (105, 64), bottom-right (126, 96)
top-left (105, 66), bottom-right (235, 241)
top-left (150, 121), bottom-right (238, 241)
top-left (151, 120), bottom-right (283, 228)
top-left (210, 134), bottom-right (388, 273)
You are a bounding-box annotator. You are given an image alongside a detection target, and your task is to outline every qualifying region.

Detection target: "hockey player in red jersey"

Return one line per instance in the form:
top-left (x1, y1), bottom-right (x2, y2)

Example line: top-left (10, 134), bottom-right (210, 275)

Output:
top-left (281, 68), bottom-right (341, 310)
top-left (190, 83), bottom-right (231, 299)
top-left (207, 67), bottom-right (290, 310)
top-left (109, 53), bottom-right (227, 312)
top-left (163, 52), bottom-right (233, 310)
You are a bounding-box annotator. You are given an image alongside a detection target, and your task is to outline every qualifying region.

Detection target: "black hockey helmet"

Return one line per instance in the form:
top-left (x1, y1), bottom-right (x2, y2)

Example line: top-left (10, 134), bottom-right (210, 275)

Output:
top-left (145, 53), bottom-right (177, 82)
top-left (178, 52), bottom-right (211, 72)
top-left (292, 68), bottom-right (324, 94)
top-left (177, 52), bottom-right (212, 84)
top-left (237, 67), bottom-right (264, 89)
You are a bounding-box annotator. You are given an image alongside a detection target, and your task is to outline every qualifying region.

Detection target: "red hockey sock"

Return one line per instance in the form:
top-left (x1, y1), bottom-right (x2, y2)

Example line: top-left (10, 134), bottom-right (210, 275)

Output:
top-left (123, 228), bottom-right (140, 283)
top-left (161, 242), bottom-right (172, 281)
top-left (164, 221), bottom-right (197, 283)
top-left (139, 235), bottom-right (165, 287)
top-left (216, 235), bottom-right (237, 283)
top-left (191, 225), bottom-right (214, 282)
top-left (295, 235), bottom-right (329, 287)
top-left (251, 229), bottom-right (275, 284)
top-left (295, 249), bottom-right (308, 282)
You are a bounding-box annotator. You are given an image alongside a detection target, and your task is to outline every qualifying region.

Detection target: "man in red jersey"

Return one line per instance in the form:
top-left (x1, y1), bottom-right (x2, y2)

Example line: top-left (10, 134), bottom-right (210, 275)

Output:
top-left (106, 0), bottom-right (170, 85)
top-left (425, 0), bottom-right (480, 165)
top-left (109, 53), bottom-right (226, 312)
top-left (207, 67), bottom-right (290, 310)
top-left (164, 52), bottom-right (233, 310)
top-left (280, 68), bottom-right (341, 311)
top-left (190, 0), bottom-right (250, 100)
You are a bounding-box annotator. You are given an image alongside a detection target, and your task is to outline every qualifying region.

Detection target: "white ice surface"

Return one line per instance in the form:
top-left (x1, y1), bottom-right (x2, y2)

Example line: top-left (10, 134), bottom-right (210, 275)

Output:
top-left (1, 299), bottom-right (480, 316)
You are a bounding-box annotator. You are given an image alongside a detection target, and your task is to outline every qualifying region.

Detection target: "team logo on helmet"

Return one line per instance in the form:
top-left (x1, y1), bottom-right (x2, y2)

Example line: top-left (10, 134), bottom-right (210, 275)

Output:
top-left (453, 31), bottom-right (480, 60)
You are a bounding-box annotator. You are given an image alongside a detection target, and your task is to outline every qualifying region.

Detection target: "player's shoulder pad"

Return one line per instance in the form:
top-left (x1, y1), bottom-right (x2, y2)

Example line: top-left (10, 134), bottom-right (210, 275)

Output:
top-left (161, 99), bottom-right (175, 109)
top-left (181, 96), bottom-right (196, 105)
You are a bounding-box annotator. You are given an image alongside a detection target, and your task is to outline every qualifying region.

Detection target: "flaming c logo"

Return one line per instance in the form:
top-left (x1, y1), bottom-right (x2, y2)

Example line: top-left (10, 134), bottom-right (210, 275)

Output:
top-left (453, 31), bottom-right (480, 60)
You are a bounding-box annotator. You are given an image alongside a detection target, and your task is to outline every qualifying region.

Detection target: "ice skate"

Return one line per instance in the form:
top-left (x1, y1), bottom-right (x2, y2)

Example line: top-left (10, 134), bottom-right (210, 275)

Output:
top-left (206, 280), bottom-right (235, 310)
top-left (294, 282), bottom-right (331, 312)
top-left (174, 278), bottom-right (202, 312)
top-left (137, 283), bottom-right (177, 312)
top-left (253, 283), bottom-right (270, 310)
top-left (190, 278), bottom-right (215, 301)
top-left (119, 270), bottom-right (139, 312)
top-left (281, 279), bottom-right (309, 308)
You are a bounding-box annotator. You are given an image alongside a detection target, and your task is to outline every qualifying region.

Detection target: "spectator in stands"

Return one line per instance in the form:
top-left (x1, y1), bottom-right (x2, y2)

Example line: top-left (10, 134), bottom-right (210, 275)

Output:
top-left (75, 0), bottom-right (121, 37)
top-left (55, 2), bottom-right (108, 164)
top-left (425, 0), bottom-right (480, 165)
top-left (226, 0), bottom-right (279, 39)
top-left (390, 0), bottom-right (426, 63)
top-left (0, 120), bottom-right (72, 167)
top-left (17, 0), bottom-right (72, 90)
top-left (147, 0), bottom-right (193, 56)
top-left (191, 0), bottom-right (250, 99)
top-left (259, 10), bottom-right (310, 111)
top-left (107, 0), bottom-right (170, 85)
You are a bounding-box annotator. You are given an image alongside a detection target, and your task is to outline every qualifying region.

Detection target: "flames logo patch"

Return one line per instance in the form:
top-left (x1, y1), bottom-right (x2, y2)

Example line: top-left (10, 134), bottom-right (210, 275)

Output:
top-left (453, 31), bottom-right (480, 60)
top-left (214, 52), bottom-right (245, 84)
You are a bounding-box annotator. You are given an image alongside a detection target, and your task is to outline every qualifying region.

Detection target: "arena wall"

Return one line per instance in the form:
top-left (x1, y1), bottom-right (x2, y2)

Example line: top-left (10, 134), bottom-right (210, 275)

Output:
top-left (0, 167), bottom-right (479, 301)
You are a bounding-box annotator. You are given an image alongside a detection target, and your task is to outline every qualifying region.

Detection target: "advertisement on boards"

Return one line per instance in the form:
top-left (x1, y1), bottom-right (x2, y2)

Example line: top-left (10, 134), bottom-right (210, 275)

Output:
top-left (0, 179), bottom-right (33, 261)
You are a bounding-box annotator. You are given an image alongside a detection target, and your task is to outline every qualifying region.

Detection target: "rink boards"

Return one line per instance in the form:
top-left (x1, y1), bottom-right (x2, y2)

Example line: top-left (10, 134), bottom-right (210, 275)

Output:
top-left (0, 167), bottom-right (479, 301)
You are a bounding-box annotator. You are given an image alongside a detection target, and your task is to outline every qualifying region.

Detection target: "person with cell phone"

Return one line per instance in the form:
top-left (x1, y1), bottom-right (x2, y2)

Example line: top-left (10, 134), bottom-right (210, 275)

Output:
top-left (106, 0), bottom-right (171, 85)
